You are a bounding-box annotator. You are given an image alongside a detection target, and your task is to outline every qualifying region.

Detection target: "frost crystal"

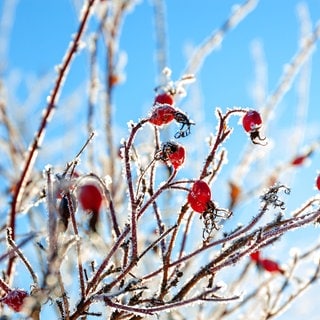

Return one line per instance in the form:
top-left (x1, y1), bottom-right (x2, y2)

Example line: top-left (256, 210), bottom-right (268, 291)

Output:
top-left (260, 184), bottom-right (290, 210)
top-left (127, 120), bottom-right (136, 129)
top-left (104, 175), bottom-right (112, 186)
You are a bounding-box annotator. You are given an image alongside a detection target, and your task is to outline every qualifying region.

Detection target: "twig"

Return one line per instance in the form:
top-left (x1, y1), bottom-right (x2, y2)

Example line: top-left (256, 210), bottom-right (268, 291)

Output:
top-left (68, 191), bottom-right (86, 300)
top-left (138, 225), bottom-right (177, 261)
top-left (45, 167), bottom-right (57, 274)
top-left (123, 119), bottom-right (149, 261)
top-left (184, 0), bottom-right (258, 75)
top-left (101, 288), bottom-right (240, 316)
top-left (152, 0), bottom-right (168, 78)
top-left (6, 228), bottom-right (38, 286)
top-left (101, 1), bottom-right (132, 194)
top-left (7, 0), bottom-right (97, 281)
top-left (200, 108), bottom-right (246, 179)
top-left (0, 232), bottom-right (35, 263)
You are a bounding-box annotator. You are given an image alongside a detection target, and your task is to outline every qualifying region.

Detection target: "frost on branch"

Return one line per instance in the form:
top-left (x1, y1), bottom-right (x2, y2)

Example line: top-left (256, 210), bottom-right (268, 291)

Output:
top-left (260, 184), bottom-right (290, 210)
top-left (2, 1), bottom-right (320, 319)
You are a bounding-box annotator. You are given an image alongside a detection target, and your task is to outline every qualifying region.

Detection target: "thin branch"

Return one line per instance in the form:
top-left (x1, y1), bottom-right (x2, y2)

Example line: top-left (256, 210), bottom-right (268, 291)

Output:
top-left (7, 0), bottom-right (97, 280)
top-left (100, 288), bottom-right (240, 316)
top-left (184, 0), bottom-right (258, 75)
top-left (6, 228), bottom-right (38, 286)
top-left (68, 191), bottom-right (85, 300)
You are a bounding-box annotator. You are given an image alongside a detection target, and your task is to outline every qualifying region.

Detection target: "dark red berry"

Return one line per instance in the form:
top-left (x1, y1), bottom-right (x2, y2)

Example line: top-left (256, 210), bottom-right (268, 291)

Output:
top-left (187, 180), bottom-right (211, 213)
top-left (148, 103), bottom-right (194, 138)
top-left (259, 258), bottom-right (283, 273)
top-left (168, 145), bottom-right (185, 169)
top-left (154, 93), bottom-right (174, 105)
top-left (291, 150), bottom-right (313, 166)
top-left (157, 142), bottom-right (186, 170)
top-left (78, 184), bottom-right (103, 213)
top-left (316, 174), bottom-right (320, 191)
top-left (149, 105), bottom-right (176, 126)
top-left (291, 156), bottom-right (305, 166)
top-left (242, 110), bottom-right (262, 133)
top-left (250, 251), bottom-right (260, 262)
top-left (1, 289), bottom-right (28, 312)
top-left (242, 110), bottom-right (266, 145)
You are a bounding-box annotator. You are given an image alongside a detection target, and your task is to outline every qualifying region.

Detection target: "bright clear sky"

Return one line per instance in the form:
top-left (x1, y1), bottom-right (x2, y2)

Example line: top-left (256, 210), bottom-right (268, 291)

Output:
top-left (2, 1), bottom-right (319, 120)
top-left (1, 1), bottom-right (320, 319)
top-left (2, 0), bottom-right (319, 145)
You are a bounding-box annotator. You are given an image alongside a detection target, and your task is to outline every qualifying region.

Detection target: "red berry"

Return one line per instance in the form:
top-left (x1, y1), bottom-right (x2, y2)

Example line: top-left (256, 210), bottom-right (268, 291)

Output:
top-left (291, 155), bottom-right (306, 166)
top-left (162, 142), bottom-right (185, 169)
top-left (168, 145), bottom-right (185, 169)
top-left (1, 289), bottom-right (28, 312)
top-left (250, 251), bottom-right (260, 262)
top-left (154, 93), bottom-right (174, 105)
top-left (316, 174), bottom-right (320, 191)
top-left (259, 259), bottom-right (283, 273)
top-left (242, 110), bottom-right (262, 133)
top-left (291, 150), bottom-right (313, 166)
top-left (242, 110), bottom-right (266, 145)
top-left (78, 183), bottom-right (103, 213)
top-left (149, 105), bottom-right (176, 126)
top-left (187, 180), bottom-right (211, 213)
top-left (156, 142), bottom-right (186, 170)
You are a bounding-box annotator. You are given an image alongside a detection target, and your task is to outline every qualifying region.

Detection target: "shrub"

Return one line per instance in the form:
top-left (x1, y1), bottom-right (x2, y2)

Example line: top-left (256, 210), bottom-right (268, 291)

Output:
top-left (0, 1), bottom-right (320, 319)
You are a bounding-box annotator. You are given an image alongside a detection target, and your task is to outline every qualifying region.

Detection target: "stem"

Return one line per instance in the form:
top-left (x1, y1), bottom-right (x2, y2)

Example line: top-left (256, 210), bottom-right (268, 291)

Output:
top-left (152, 0), bottom-right (168, 77)
top-left (85, 170), bottom-right (177, 298)
top-left (85, 230), bottom-right (128, 295)
top-left (184, 0), bottom-right (258, 75)
top-left (148, 140), bottom-right (166, 259)
top-left (101, 287), bottom-right (239, 316)
top-left (123, 119), bottom-right (148, 261)
top-left (143, 201), bottom-right (270, 281)
top-left (138, 225), bottom-right (177, 261)
top-left (172, 208), bottom-right (320, 302)
top-left (7, 0), bottom-right (97, 281)
top-left (102, 2), bottom-right (130, 195)
top-left (178, 210), bottom-right (194, 260)
top-left (0, 233), bottom-right (35, 263)
top-left (57, 271), bottom-right (70, 320)
top-left (0, 278), bottom-right (11, 294)
top-left (87, 34), bottom-right (98, 170)
top-left (68, 192), bottom-right (85, 300)
top-left (105, 171), bottom-right (178, 290)
top-left (6, 228), bottom-right (38, 286)
top-left (158, 201), bottom-right (189, 300)
top-left (200, 108), bottom-right (245, 179)
top-left (45, 167), bottom-right (57, 271)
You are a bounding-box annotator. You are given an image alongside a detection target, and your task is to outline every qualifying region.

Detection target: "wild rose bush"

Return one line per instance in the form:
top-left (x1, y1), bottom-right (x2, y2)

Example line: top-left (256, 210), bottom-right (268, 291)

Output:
top-left (0, 1), bottom-right (320, 319)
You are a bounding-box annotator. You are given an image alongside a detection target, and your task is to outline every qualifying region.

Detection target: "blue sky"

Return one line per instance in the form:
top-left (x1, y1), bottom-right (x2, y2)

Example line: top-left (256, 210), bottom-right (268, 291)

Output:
top-left (3, 0), bottom-right (320, 127)
top-left (3, 0), bottom-right (319, 147)
top-left (3, 1), bottom-right (320, 112)
top-left (1, 0), bottom-right (320, 318)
